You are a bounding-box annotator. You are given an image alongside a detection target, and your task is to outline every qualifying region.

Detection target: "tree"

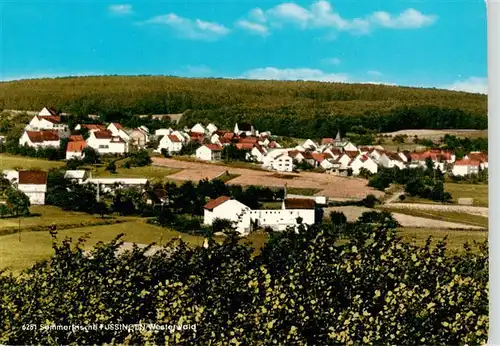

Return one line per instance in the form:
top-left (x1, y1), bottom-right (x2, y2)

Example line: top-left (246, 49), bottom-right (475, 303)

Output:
top-left (93, 201), bottom-right (109, 218)
top-left (6, 187), bottom-right (30, 217)
top-left (82, 147), bottom-right (101, 164)
top-left (329, 211), bottom-right (347, 225)
top-left (211, 218), bottom-right (234, 234)
top-left (105, 162), bottom-right (117, 173)
top-left (127, 150), bottom-right (152, 167)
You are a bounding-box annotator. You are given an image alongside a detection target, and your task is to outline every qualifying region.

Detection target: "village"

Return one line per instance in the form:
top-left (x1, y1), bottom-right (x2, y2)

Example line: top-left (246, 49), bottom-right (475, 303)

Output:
top-left (0, 106), bottom-right (489, 235)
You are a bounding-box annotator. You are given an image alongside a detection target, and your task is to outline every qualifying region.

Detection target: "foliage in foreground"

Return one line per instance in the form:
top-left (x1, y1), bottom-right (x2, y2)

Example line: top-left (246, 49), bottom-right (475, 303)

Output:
top-left (0, 222), bottom-right (488, 345)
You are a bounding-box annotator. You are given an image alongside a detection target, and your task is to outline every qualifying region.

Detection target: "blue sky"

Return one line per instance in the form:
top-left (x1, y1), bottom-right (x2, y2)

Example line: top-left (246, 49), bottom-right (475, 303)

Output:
top-left (0, 1), bottom-right (487, 94)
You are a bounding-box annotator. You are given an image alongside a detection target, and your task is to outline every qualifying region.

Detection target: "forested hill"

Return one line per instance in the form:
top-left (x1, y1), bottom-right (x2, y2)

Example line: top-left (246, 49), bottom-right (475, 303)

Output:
top-left (0, 75), bottom-right (488, 138)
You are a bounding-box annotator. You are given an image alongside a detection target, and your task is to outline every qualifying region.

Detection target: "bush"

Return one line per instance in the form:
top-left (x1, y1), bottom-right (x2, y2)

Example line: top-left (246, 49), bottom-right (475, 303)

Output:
top-left (105, 162), bottom-right (117, 173)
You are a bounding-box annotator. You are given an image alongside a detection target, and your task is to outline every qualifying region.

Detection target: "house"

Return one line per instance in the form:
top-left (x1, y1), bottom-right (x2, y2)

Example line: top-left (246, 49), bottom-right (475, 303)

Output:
top-left (189, 123), bottom-right (205, 134)
top-left (66, 140), bottom-right (86, 160)
top-left (107, 123), bottom-right (130, 142)
top-left (155, 128), bottom-right (173, 138)
top-left (342, 142), bottom-right (358, 152)
top-left (337, 152), bottom-right (357, 168)
top-left (321, 138), bottom-right (334, 145)
top-left (349, 155), bottom-right (378, 175)
top-left (25, 115), bottom-right (67, 132)
top-left (64, 170), bottom-right (87, 184)
top-left (38, 107), bottom-right (58, 116)
top-left (4, 170), bottom-right (48, 205)
top-left (143, 189), bottom-right (169, 205)
top-left (86, 130), bottom-right (128, 154)
top-left (385, 153), bottom-right (406, 169)
top-left (234, 122), bottom-right (255, 136)
top-left (129, 128), bottom-right (149, 148)
top-left (302, 139), bottom-right (317, 150)
top-left (452, 160), bottom-right (481, 176)
top-left (464, 152), bottom-right (488, 169)
top-left (270, 153), bottom-right (294, 172)
top-left (203, 196), bottom-right (251, 234)
top-left (19, 130), bottom-right (60, 148)
top-left (247, 146), bottom-right (267, 163)
top-left (196, 144), bottom-right (223, 161)
top-left (206, 123), bottom-right (218, 135)
top-left (75, 124), bottom-right (106, 132)
top-left (203, 196), bottom-right (317, 234)
top-left (157, 134), bottom-right (183, 154)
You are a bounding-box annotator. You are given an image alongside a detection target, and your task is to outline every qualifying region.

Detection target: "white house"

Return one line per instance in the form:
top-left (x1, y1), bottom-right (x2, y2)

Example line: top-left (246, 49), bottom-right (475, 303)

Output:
top-left (270, 153), bottom-right (294, 172)
top-left (157, 134), bottom-right (183, 154)
top-left (38, 107), bottom-right (58, 116)
top-left (86, 130), bottom-right (128, 154)
top-left (203, 196), bottom-right (316, 234)
top-left (452, 159), bottom-right (481, 176)
top-left (66, 140), bottom-right (86, 160)
top-left (464, 152), bottom-right (488, 169)
top-left (64, 170), bottom-right (87, 184)
top-left (196, 144), bottom-right (223, 161)
top-left (155, 128), bottom-right (173, 138)
top-left (247, 146), bottom-right (267, 163)
top-left (203, 196), bottom-right (251, 234)
top-left (191, 123), bottom-right (206, 134)
top-left (107, 123), bottom-right (130, 142)
top-left (349, 155), bottom-right (378, 175)
top-left (234, 123), bottom-right (255, 136)
top-left (302, 139), bottom-right (317, 150)
top-left (25, 115), bottom-right (67, 132)
top-left (74, 124), bottom-right (106, 132)
top-left (206, 123), bottom-right (218, 135)
top-left (19, 130), bottom-right (60, 149)
top-left (4, 170), bottom-right (48, 205)
top-left (342, 142), bottom-right (358, 152)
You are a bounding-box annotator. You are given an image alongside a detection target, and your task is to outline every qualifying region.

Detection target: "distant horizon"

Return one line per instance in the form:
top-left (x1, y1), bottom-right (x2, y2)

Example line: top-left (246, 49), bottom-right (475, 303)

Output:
top-left (0, 1), bottom-right (487, 94)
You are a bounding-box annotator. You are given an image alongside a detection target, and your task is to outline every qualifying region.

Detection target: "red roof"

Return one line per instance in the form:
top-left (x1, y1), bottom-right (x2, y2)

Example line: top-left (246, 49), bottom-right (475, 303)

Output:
top-left (311, 153), bottom-right (326, 162)
top-left (344, 151), bottom-right (358, 159)
top-left (69, 135), bottom-right (84, 142)
top-left (26, 130), bottom-right (59, 143)
top-left (284, 198), bottom-right (315, 209)
top-left (268, 141), bottom-right (278, 148)
top-left (455, 159), bottom-right (481, 166)
top-left (66, 140), bottom-right (86, 152)
top-left (236, 143), bottom-right (254, 150)
top-left (38, 115), bottom-right (61, 124)
top-left (321, 138), bottom-right (334, 145)
top-left (467, 152), bottom-right (488, 162)
top-left (223, 132), bottom-right (235, 140)
top-left (18, 170), bottom-right (47, 185)
top-left (204, 144), bottom-right (223, 151)
top-left (80, 124), bottom-right (106, 131)
top-left (203, 196), bottom-right (231, 210)
top-left (111, 123), bottom-right (124, 130)
top-left (168, 135), bottom-right (182, 143)
top-left (239, 137), bottom-right (258, 144)
top-left (93, 130), bottom-right (113, 139)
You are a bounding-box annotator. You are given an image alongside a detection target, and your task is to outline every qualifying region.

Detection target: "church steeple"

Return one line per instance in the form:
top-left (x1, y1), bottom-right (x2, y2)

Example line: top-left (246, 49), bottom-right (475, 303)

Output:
top-left (335, 130), bottom-right (341, 141)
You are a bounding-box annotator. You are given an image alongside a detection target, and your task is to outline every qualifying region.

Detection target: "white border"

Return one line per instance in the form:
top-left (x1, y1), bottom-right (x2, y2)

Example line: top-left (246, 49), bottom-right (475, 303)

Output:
top-left (488, 1), bottom-right (500, 345)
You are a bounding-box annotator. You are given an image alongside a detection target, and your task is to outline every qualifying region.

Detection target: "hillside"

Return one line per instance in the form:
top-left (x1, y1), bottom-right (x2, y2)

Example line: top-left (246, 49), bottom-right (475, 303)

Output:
top-left (0, 76), bottom-right (488, 138)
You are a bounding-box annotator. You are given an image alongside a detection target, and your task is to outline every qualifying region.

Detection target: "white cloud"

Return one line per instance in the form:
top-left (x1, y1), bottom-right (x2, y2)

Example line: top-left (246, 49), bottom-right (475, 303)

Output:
top-left (237, 1), bottom-right (436, 36)
top-left (109, 4), bottom-right (133, 15)
top-left (322, 57), bottom-right (341, 65)
top-left (140, 13), bottom-right (230, 40)
top-left (367, 70), bottom-right (383, 77)
top-left (370, 9), bottom-right (436, 29)
top-left (442, 77), bottom-right (487, 94)
top-left (236, 20), bottom-right (269, 36)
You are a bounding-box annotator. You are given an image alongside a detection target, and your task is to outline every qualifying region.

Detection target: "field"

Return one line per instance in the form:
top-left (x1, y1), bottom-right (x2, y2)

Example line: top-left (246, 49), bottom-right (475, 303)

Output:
top-left (90, 161), bottom-right (181, 182)
top-left (0, 205), bottom-right (134, 232)
top-left (399, 228), bottom-right (487, 252)
top-left (152, 157), bottom-right (383, 199)
top-left (380, 129), bottom-right (488, 140)
top-left (445, 183), bottom-right (488, 207)
top-left (325, 206), bottom-right (484, 230)
top-left (0, 154), bottom-right (64, 170)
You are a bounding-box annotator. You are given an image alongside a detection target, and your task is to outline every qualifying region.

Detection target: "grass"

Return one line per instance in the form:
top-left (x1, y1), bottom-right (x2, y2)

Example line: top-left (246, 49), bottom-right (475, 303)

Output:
top-left (398, 228), bottom-right (487, 253)
top-left (260, 202), bottom-right (283, 210)
top-left (215, 173), bottom-right (241, 183)
top-left (379, 206), bottom-right (488, 228)
top-left (444, 183), bottom-right (488, 207)
top-left (173, 156), bottom-right (267, 172)
top-left (90, 158), bottom-right (181, 182)
top-left (0, 205), bottom-right (134, 231)
top-left (0, 154), bottom-right (64, 170)
top-left (287, 187), bottom-right (322, 196)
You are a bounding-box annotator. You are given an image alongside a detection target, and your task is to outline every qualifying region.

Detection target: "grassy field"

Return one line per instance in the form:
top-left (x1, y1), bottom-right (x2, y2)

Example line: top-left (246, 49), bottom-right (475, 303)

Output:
top-left (379, 206), bottom-right (488, 228)
top-left (287, 187), bottom-right (322, 196)
top-left (0, 206), bottom-right (136, 232)
top-left (445, 183), bottom-right (488, 207)
top-left (0, 154), bottom-right (64, 170)
top-left (398, 228), bottom-right (487, 252)
top-left (91, 164), bottom-right (181, 182)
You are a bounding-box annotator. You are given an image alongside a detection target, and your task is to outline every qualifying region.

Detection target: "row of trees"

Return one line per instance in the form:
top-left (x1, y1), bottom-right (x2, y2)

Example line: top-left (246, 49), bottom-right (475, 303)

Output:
top-left (0, 175), bottom-right (31, 218)
top-left (368, 161), bottom-right (452, 202)
top-left (0, 216), bottom-right (488, 344)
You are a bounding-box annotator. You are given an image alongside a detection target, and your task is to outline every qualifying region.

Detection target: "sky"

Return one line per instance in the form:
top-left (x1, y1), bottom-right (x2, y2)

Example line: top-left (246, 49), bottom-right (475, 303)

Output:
top-left (0, 1), bottom-right (487, 94)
